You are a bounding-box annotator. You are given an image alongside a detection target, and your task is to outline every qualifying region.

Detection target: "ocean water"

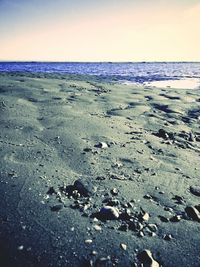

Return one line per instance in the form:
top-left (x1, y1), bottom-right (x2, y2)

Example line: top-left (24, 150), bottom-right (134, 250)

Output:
top-left (0, 62), bottom-right (200, 89)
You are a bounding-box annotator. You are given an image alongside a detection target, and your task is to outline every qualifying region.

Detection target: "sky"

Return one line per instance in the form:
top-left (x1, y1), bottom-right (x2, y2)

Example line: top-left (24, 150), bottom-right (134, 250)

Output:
top-left (0, 0), bottom-right (200, 61)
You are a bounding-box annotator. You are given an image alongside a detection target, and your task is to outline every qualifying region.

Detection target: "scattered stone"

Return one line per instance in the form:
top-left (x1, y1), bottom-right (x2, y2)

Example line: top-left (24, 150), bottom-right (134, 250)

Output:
top-left (93, 225), bottom-right (102, 231)
top-left (170, 215), bottom-right (182, 222)
top-left (173, 195), bottom-right (185, 204)
top-left (119, 223), bottom-right (129, 232)
top-left (158, 215), bottom-right (169, 222)
top-left (82, 204), bottom-right (91, 212)
top-left (91, 250), bottom-right (98, 256)
top-left (110, 173), bottom-right (126, 180)
top-left (83, 148), bottom-right (93, 152)
top-left (50, 204), bottom-right (63, 212)
top-left (96, 176), bottom-right (106, 180)
top-left (95, 257), bottom-right (110, 265)
top-left (189, 132), bottom-right (195, 142)
top-left (95, 142), bottom-right (108, 149)
top-left (99, 206), bottom-right (120, 220)
top-left (112, 162), bottom-right (123, 168)
top-left (195, 205), bottom-right (200, 212)
top-left (73, 179), bottom-right (96, 197)
top-left (164, 207), bottom-right (173, 212)
top-left (85, 239), bottom-right (93, 244)
top-left (142, 227), bottom-right (153, 236)
top-left (129, 220), bottom-right (143, 232)
top-left (111, 188), bottom-right (118, 195)
top-left (142, 212), bottom-right (150, 221)
top-left (157, 129), bottom-right (169, 139)
top-left (127, 202), bottom-right (134, 208)
top-left (144, 194), bottom-right (153, 200)
top-left (119, 209), bottom-right (131, 220)
top-left (121, 203), bottom-right (128, 209)
top-left (106, 198), bottom-right (120, 206)
top-left (138, 231), bottom-right (144, 237)
top-left (190, 186), bottom-right (200, 197)
top-left (139, 210), bottom-right (150, 221)
top-left (138, 250), bottom-right (159, 267)
top-left (163, 234), bottom-right (173, 241)
top-left (185, 206), bottom-right (200, 222)
top-left (147, 224), bottom-right (158, 232)
top-left (47, 187), bottom-right (57, 195)
top-left (81, 258), bottom-right (94, 267)
top-left (151, 232), bottom-right (157, 237)
top-left (120, 243), bottom-right (127, 251)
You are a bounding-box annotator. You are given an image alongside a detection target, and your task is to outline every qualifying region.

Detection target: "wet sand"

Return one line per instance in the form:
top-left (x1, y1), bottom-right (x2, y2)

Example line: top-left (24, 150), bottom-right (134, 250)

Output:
top-left (0, 72), bottom-right (200, 267)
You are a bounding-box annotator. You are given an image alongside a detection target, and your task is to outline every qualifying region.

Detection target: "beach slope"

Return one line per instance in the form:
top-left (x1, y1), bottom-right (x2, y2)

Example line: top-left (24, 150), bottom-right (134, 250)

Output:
top-left (0, 72), bottom-right (200, 267)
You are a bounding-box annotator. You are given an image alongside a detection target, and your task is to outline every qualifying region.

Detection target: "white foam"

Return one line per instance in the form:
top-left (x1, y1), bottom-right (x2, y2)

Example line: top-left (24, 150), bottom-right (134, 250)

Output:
top-left (144, 78), bottom-right (200, 90)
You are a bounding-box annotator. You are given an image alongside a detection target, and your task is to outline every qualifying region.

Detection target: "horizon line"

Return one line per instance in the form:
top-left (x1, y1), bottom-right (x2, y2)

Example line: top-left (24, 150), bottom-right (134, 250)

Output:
top-left (0, 60), bottom-right (200, 63)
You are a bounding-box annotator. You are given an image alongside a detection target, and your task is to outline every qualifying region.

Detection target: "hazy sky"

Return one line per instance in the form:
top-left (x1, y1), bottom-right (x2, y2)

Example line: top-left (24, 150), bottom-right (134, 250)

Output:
top-left (0, 0), bottom-right (200, 61)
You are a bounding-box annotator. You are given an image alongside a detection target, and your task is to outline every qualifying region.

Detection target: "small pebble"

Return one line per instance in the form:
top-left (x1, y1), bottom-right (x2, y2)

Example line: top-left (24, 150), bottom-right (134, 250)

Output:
top-left (138, 231), bottom-right (144, 237)
top-left (112, 162), bottom-right (123, 168)
top-left (147, 224), bottom-right (158, 232)
top-left (170, 215), bottom-right (182, 222)
top-left (189, 132), bottom-right (195, 142)
top-left (119, 223), bottom-right (129, 232)
top-left (91, 250), bottom-right (98, 256)
top-left (95, 142), bottom-right (108, 149)
top-left (96, 257), bottom-right (110, 264)
top-left (47, 187), bottom-right (57, 195)
top-left (185, 206), bottom-right (200, 222)
top-left (159, 215), bottom-right (169, 222)
top-left (83, 148), bottom-right (93, 152)
top-left (85, 239), bottom-right (93, 244)
top-left (140, 211), bottom-right (150, 221)
top-left (93, 225), bottom-right (102, 231)
top-left (157, 129), bottom-right (169, 139)
top-left (81, 259), bottom-right (93, 267)
top-left (73, 179), bottom-right (95, 197)
top-left (111, 188), bottom-right (118, 195)
top-left (138, 249), bottom-right (159, 267)
top-left (190, 186), bottom-right (200, 197)
top-left (163, 234), bottom-right (173, 241)
top-left (50, 204), bottom-right (63, 212)
top-left (144, 194), bottom-right (153, 199)
top-left (120, 243), bottom-right (127, 251)
top-left (99, 206), bottom-right (120, 220)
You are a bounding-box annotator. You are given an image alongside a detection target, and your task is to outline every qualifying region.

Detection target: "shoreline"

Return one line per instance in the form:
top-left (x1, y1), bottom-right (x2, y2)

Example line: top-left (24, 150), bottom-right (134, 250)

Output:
top-left (0, 71), bottom-right (199, 90)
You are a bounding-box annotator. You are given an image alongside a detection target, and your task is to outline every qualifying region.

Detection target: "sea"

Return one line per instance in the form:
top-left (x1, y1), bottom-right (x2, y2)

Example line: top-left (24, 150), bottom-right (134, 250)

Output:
top-left (0, 62), bottom-right (200, 89)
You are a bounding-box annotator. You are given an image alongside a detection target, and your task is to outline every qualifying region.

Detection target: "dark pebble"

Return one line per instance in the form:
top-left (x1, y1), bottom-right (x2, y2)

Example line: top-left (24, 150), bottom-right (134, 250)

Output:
top-left (190, 186), bottom-right (200, 197)
top-left (137, 250), bottom-right (159, 267)
top-left (185, 206), bottom-right (200, 222)
top-left (163, 234), bottom-right (173, 241)
top-left (74, 179), bottom-right (95, 197)
top-left (170, 215), bottom-right (182, 222)
top-left (47, 187), bottom-right (57, 195)
top-left (50, 204), bottom-right (63, 212)
top-left (98, 206), bottom-right (119, 220)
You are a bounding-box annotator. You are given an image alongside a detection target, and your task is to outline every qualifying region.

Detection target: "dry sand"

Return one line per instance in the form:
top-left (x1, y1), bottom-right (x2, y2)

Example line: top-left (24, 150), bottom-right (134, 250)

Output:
top-left (0, 72), bottom-right (200, 267)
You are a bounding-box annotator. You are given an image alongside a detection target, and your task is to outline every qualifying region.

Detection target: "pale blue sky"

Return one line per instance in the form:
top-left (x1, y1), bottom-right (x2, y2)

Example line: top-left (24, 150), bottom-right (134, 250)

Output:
top-left (0, 0), bottom-right (200, 61)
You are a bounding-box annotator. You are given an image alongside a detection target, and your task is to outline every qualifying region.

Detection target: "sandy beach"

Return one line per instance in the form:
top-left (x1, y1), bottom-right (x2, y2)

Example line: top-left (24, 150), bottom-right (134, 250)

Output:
top-left (0, 72), bottom-right (200, 267)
